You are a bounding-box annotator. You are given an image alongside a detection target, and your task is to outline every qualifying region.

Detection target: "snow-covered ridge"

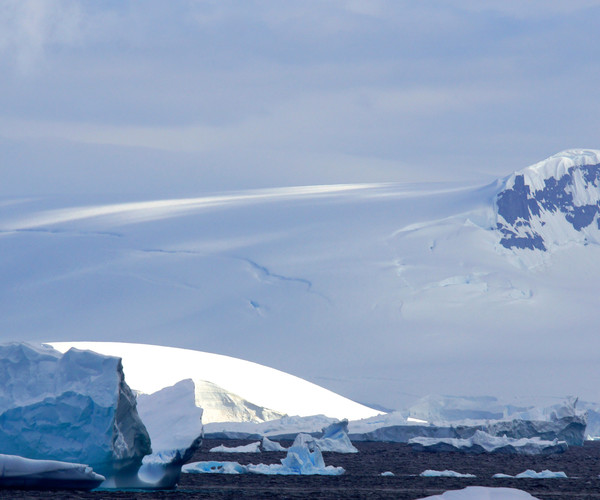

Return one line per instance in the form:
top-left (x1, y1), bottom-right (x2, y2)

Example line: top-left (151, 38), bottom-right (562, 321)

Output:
top-left (49, 342), bottom-right (380, 421)
top-left (495, 149), bottom-right (600, 251)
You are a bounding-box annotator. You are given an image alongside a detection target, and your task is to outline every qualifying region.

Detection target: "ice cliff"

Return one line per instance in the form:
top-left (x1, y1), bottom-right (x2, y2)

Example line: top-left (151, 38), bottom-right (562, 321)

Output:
top-left (410, 430), bottom-right (568, 455)
top-left (495, 149), bottom-right (600, 251)
top-left (0, 343), bottom-right (151, 479)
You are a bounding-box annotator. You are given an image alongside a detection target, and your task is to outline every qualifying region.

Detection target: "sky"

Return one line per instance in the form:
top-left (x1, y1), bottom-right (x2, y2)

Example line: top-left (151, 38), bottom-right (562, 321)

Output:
top-left (2, 0), bottom-right (600, 197)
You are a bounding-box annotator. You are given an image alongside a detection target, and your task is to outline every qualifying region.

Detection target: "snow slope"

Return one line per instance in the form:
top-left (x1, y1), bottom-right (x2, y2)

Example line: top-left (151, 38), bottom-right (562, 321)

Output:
top-left (2, 151), bottom-right (600, 409)
top-left (49, 342), bottom-right (379, 421)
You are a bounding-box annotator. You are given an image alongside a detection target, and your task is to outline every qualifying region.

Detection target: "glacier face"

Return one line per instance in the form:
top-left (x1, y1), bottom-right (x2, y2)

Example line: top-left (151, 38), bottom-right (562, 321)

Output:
top-left (496, 149), bottom-right (600, 251)
top-left (0, 343), bottom-right (151, 477)
top-left (4, 151), bottom-right (600, 410)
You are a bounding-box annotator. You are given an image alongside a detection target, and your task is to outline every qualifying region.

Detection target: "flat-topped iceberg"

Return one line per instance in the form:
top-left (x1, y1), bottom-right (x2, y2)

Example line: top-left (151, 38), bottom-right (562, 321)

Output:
top-left (493, 470), bottom-right (568, 479)
top-left (0, 343), bottom-right (151, 480)
top-left (209, 442), bottom-right (261, 453)
top-left (410, 430), bottom-right (567, 455)
top-left (0, 454), bottom-right (105, 490)
top-left (420, 470), bottom-right (476, 478)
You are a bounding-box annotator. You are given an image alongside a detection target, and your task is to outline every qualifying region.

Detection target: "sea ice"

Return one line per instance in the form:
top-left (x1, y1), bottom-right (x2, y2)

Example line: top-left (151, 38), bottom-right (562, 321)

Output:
top-left (0, 454), bottom-right (105, 490)
top-left (493, 470), bottom-right (567, 479)
top-left (182, 461), bottom-right (246, 474)
top-left (210, 442), bottom-right (261, 453)
top-left (420, 470), bottom-right (476, 478)
top-left (262, 436), bottom-right (287, 451)
top-left (417, 486), bottom-right (541, 499)
top-left (184, 433), bottom-right (345, 476)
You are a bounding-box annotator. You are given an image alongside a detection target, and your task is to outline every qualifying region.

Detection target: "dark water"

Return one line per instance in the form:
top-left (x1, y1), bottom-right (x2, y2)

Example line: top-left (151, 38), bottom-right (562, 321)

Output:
top-left (3, 439), bottom-right (600, 499)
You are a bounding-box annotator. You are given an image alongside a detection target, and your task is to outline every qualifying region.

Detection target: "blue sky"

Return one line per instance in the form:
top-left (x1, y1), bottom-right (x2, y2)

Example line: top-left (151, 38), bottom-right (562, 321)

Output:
top-left (2, 0), bottom-right (600, 196)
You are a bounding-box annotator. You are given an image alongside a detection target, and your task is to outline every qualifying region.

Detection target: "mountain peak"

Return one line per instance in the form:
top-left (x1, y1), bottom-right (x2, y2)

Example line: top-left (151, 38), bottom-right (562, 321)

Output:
top-left (495, 150), bottom-right (600, 251)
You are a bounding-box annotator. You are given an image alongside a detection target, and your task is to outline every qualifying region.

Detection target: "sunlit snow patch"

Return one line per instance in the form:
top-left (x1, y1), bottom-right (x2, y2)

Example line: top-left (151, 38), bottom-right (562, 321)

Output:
top-left (49, 342), bottom-right (379, 422)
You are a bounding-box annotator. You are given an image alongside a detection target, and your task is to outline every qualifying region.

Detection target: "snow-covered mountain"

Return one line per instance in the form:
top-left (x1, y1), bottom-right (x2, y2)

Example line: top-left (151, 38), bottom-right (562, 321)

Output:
top-left (3, 150), bottom-right (600, 410)
top-left (496, 149), bottom-right (600, 251)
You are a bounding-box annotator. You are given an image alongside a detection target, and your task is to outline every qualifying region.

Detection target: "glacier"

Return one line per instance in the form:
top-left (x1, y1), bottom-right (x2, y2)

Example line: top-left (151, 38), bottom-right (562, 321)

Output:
top-left (0, 343), bottom-right (151, 480)
top-left (4, 150), bottom-right (600, 410)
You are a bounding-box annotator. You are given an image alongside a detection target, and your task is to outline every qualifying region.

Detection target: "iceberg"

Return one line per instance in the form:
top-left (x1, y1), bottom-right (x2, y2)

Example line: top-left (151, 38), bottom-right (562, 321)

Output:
top-left (0, 454), bottom-right (105, 490)
top-left (126, 378), bottom-right (204, 489)
top-left (209, 442), bottom-right (261, 453)
top-left (261, 436), bottom-right (287, 451)
top-left (314, 420), bottom-right (358, 453)
top-left (485, 415), bottom-right (586, 447)
top-left (184, 433), bottom-right (345, 476)
top-left (0, 343), bottom-right (151, 481)
top-left (204, 414), bottom-right (337, 440)
top-left (182, 461), bottom-right (247, 474)
top-left (417, 486), bottom-right (542, 499)
top-left (410, 430), bottom-right (568, 455)
top-left (493, 470), bottom-right (568, 479)
top-left (420, 470), bottom-right (476, 478)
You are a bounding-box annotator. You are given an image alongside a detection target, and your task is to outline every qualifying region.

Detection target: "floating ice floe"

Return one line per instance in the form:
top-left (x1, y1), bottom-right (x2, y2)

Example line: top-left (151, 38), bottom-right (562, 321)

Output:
top-left (417, 486), bottom-right (541, 499)
top-left (381, 471), bottom-right (395, 476)
top-left (210, 442), bottom-right (261, 453)
top-left (420, 470), bottom-right (476, 478)
top-left (493, 470), bottom-right (568, 479)
top-left (410, 430), bottom-right (568, 455)
top-left (182, 461), bottom-right (246, 474)
top-left (184, 433), bottom-right (344, 476)
top-left (0, 343), bottom-right (151, 484)
top-left (0, 454), bottom-right (105, 490)
top-left (262, 436), bottom-right (287, 452)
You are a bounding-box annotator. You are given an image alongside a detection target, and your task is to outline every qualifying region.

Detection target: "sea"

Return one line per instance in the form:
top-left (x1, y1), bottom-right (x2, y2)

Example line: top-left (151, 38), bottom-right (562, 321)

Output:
top-left (1, 439), bottom-right (599, 499)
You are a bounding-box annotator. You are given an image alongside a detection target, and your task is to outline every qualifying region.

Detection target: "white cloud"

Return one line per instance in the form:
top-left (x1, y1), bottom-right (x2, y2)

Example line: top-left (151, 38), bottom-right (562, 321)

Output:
top-left (0, 0), bottom-right (81, 73)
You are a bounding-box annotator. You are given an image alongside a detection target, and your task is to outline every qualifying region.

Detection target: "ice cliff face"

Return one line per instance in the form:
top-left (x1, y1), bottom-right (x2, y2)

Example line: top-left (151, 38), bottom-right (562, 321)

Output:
top-left (0, 343), bottom-right (151, 477)
top-left (495, 149), bottom-right (600, 251)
